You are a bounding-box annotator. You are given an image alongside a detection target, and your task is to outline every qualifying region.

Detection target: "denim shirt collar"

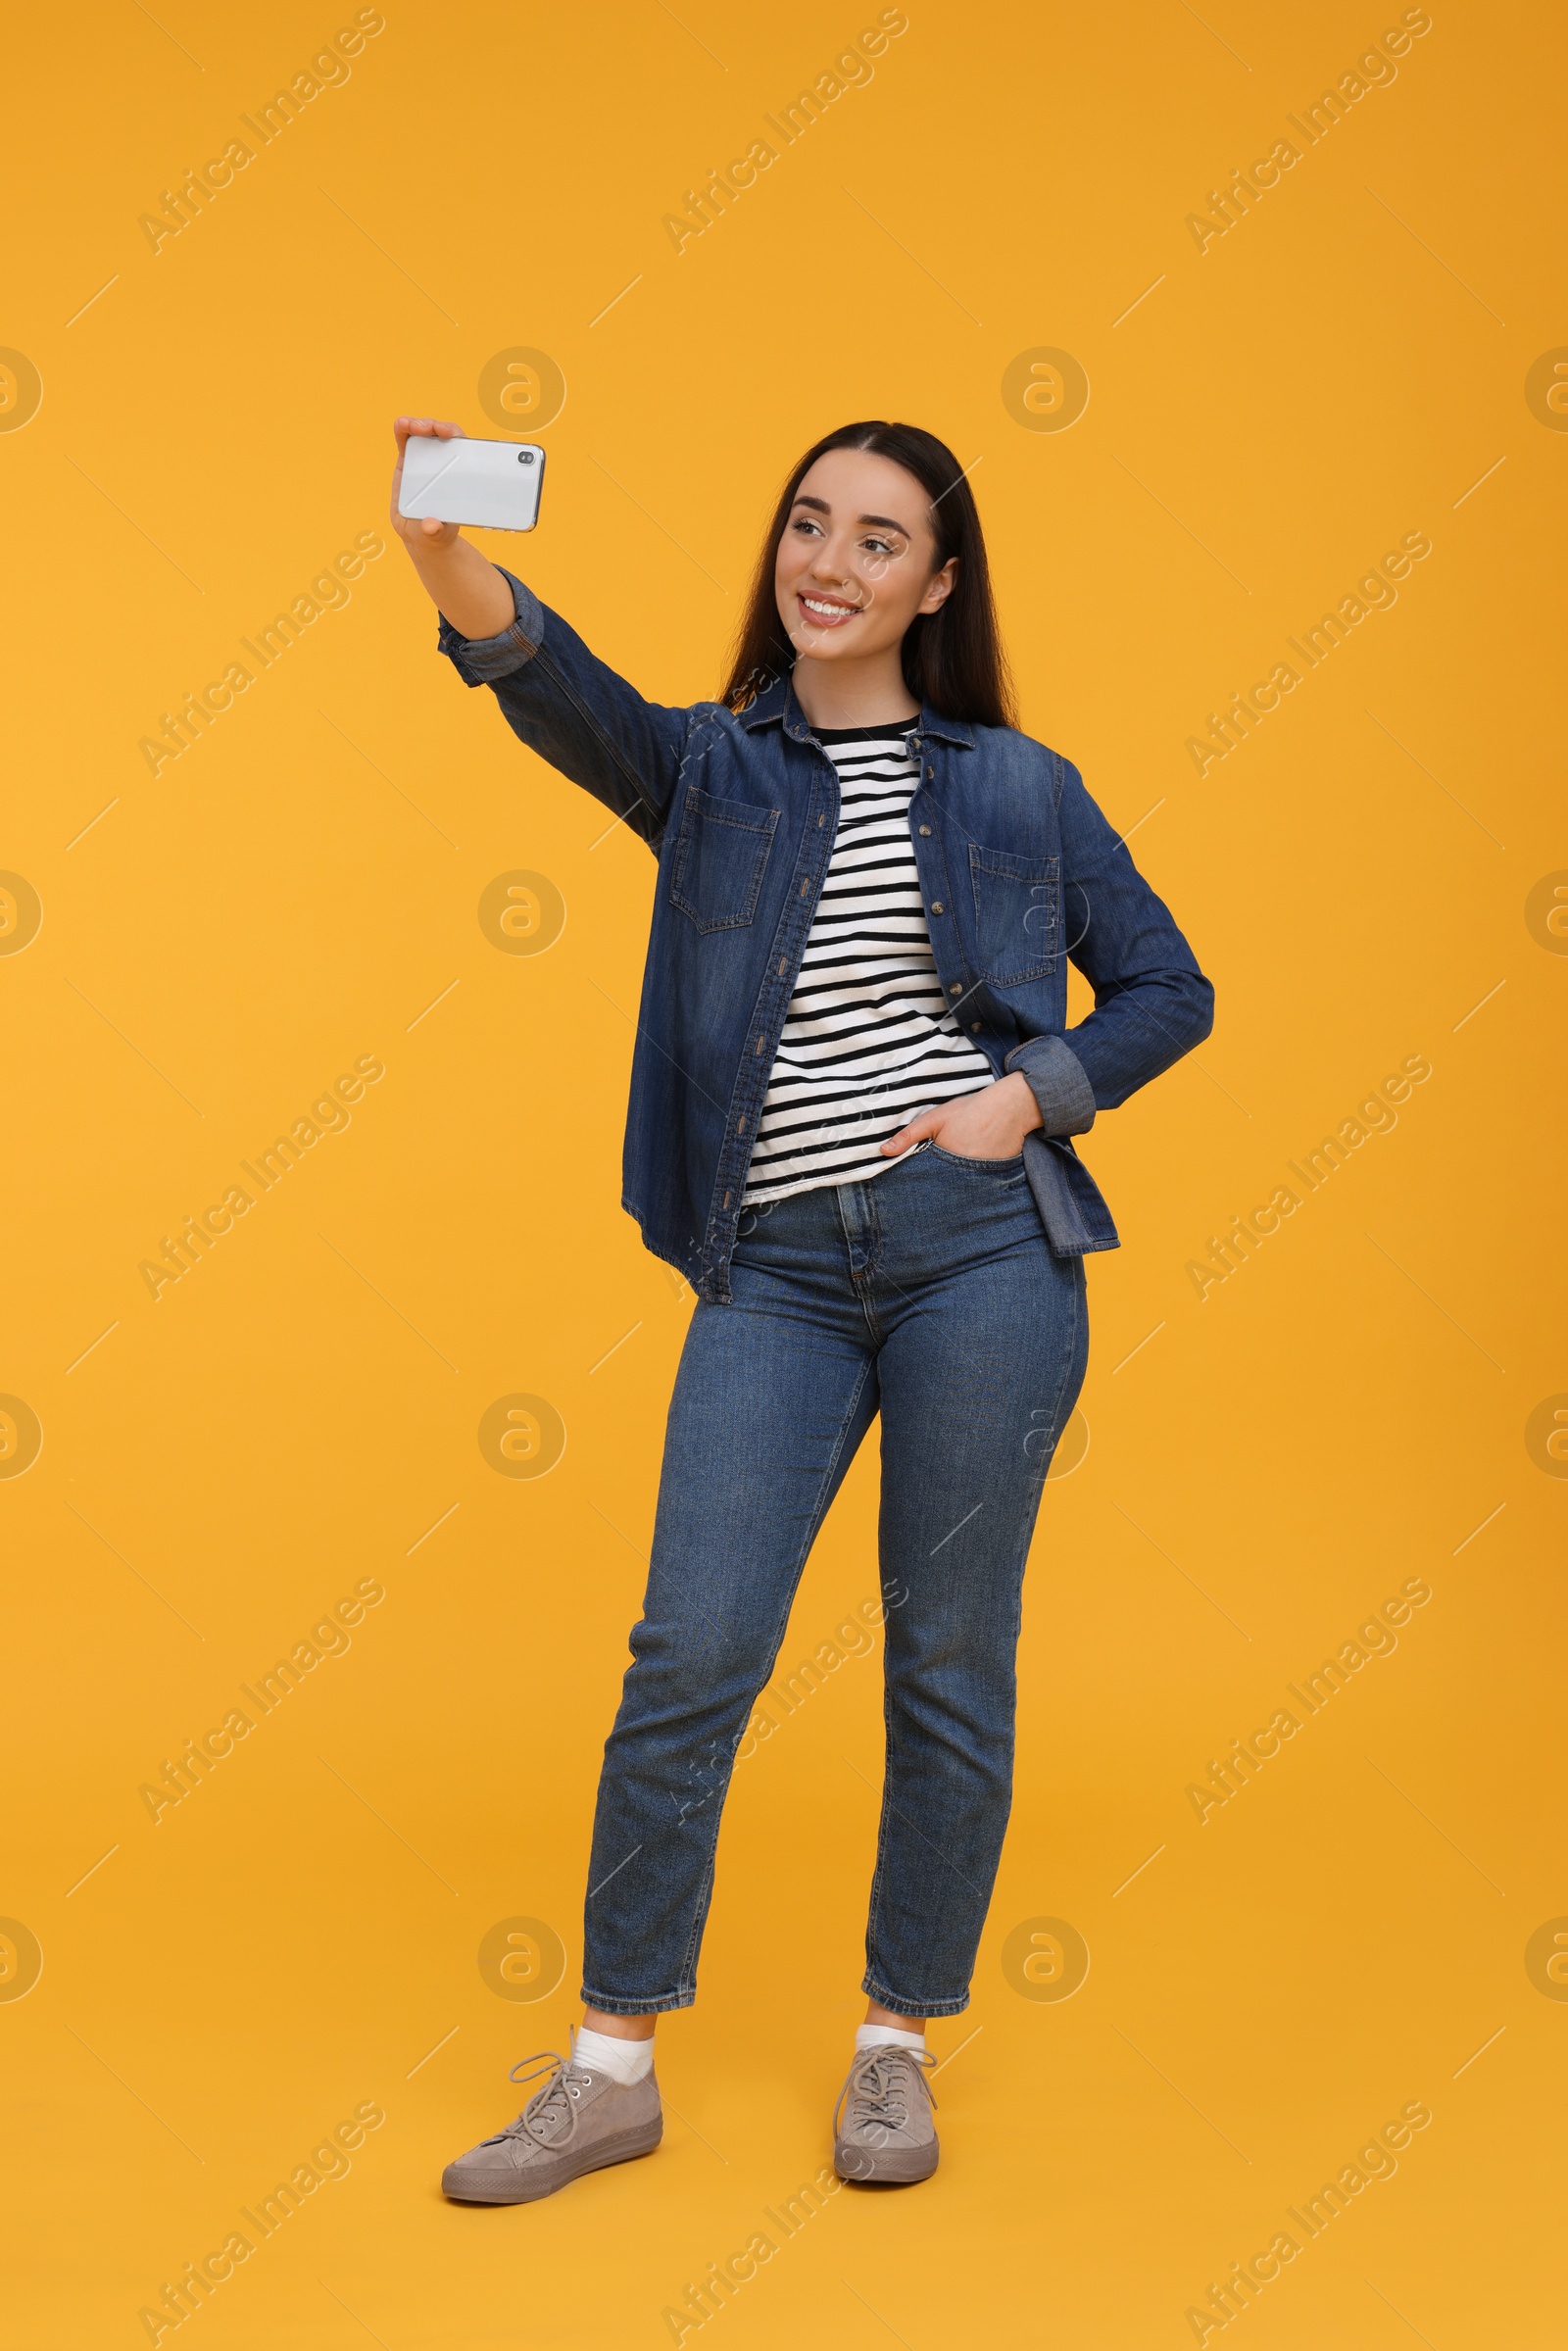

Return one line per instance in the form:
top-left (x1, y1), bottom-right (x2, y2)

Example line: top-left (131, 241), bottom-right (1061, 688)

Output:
top-left (737, 672), bottom-right (975, 750)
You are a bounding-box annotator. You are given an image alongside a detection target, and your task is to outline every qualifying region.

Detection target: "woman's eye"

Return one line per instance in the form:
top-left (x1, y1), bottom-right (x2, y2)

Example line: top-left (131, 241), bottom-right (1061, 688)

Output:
top-left (862, 537), bottom-right (899, 558)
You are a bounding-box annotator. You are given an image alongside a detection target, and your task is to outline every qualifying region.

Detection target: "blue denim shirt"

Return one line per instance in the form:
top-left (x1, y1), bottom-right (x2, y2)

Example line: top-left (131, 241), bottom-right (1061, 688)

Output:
top-left (439, 569), bottom-right (1215, 1301)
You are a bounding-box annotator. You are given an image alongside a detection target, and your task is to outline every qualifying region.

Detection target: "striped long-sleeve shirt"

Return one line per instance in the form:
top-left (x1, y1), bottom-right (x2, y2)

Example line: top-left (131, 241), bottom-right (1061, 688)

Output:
top-left (740, 724), bottom-right (996, 1206)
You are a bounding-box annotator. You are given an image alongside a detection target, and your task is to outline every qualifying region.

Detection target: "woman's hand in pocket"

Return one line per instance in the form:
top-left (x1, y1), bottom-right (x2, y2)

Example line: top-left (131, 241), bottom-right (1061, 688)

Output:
top-left (881, 1073), bottom-right (1044, 1161)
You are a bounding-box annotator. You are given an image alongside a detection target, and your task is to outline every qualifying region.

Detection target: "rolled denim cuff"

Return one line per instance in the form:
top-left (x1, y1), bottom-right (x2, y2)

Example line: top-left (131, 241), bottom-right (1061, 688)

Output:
top-left (436, 565), bottom-right (544, 685)
top-left (1005, 1033), bottom-right (1097, 1137)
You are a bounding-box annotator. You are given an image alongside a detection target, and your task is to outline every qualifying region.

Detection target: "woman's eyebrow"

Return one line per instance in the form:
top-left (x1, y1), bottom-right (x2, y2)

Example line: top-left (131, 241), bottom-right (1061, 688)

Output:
top-left (790, 495), bottom-right (912, 535)
top-left (857, 513), bottom-right (911, 533)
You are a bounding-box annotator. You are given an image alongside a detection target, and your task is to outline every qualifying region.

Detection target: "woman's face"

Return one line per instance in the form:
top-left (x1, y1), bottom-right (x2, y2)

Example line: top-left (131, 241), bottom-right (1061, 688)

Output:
top-left (772, 447), bottom-right (956, 670)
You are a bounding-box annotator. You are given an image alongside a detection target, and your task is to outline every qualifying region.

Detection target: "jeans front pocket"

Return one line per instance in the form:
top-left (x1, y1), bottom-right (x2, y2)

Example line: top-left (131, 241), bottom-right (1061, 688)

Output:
top-left (968, 843), bottom-right (1058, 985)
top-left (930, 1144), bottom-right (1026, 1175)
top-left (669, 787), bottom-right (779, 933)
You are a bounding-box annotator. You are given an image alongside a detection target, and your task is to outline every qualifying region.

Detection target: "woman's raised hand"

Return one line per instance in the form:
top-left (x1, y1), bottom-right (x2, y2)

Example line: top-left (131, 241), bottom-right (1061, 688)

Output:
top-left (388, 416), bottom-right (515, 641)
top-left (390, 416), bottom-right (465, 548)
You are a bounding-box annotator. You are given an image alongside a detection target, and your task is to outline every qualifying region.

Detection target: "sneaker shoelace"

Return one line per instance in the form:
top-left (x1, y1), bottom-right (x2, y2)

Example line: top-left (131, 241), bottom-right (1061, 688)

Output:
top-left (487, 2050), bottom-right (595, 2152)
top-left (834, 2044), bottom-right (938, 2141)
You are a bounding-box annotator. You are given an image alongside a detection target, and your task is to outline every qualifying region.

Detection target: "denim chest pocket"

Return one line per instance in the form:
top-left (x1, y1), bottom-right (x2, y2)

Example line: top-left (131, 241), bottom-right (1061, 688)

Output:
top-left (669, 786), bottom-right (780, 933)
top-left (968, 843), bottom-right (1059, 985)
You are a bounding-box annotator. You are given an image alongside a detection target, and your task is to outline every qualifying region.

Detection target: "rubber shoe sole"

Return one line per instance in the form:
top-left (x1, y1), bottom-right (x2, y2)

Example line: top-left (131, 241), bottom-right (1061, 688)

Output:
top-left (833, 2134), bottom-right (939, 2185)
top-left (442, 2120), bottom-right (662, 2205)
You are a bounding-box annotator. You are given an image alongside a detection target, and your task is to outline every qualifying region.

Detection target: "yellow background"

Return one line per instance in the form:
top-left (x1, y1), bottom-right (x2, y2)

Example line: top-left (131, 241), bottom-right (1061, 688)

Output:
top-left (4, 1), bottom-right (1565, 2343)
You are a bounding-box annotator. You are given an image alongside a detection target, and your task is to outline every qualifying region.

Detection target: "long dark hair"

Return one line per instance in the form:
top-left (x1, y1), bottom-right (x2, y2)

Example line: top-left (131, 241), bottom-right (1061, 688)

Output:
top-left (720, 420), bottom-right (1016, 729)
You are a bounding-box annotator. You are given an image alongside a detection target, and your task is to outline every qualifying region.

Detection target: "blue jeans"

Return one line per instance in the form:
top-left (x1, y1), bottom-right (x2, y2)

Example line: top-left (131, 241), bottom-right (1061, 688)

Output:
top-left (580, 1142), bottom-right (1090, 2019)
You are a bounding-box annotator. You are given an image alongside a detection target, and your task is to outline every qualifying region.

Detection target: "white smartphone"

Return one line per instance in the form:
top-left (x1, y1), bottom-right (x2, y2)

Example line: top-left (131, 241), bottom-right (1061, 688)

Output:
top-left (398, 434), bottom-right (547, 531)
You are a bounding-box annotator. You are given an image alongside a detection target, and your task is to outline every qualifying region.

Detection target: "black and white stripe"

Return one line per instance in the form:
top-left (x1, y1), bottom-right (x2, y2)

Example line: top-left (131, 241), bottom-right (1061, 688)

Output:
top-left (741, 726), bottom-right (995, 1206)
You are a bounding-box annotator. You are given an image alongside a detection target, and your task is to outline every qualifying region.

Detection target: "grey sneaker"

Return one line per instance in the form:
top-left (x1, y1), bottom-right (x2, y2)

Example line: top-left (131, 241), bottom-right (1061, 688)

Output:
top-left (833, 2041), bottom-right (939, 2183)
top-left (441, 2046), bottom-right (662, 2204)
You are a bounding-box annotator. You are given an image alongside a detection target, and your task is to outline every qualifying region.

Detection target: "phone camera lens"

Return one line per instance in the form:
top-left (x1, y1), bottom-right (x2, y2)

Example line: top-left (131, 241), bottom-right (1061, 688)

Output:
top-left (518, 451), bottom-right (534, 464)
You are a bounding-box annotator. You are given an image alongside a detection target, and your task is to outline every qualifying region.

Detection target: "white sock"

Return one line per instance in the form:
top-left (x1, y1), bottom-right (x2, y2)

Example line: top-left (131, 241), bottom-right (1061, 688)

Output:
top-left (573, 2025), bottom-right (655, 2085)
top-left (855, 2023), bottom-right (926, 2057)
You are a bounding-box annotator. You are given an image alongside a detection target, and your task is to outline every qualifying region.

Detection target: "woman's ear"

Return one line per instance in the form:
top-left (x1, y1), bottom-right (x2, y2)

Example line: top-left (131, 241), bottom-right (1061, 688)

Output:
top-left (918, 557), bottom-right (958, 615)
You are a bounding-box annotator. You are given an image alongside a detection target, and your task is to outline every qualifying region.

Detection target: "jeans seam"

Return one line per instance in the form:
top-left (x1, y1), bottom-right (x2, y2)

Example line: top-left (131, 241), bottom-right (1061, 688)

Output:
top-left (579, 1983), bottom-right (695, 2016)
top-left (1030, 1255), bottom-right (1085, 1492)
top-left (760, 1353), bottom-right (877, 1661)
top-left (673, 1822), bottom-right (725, 1996)
top-left (863, 1765), bottom-right (1000, 2009)
top-left (665, 1348), bottom-right (878, 2005)
top-left (929, 1144), bottom-right (1026, 1171)
top-left (863, 1671), bottom-right (898, 2001)
top-left (860, 1975), bottom-right (970, 2020)
top-left (864, 1257), bottom-right (1084, 2011)
top-left (837, 1181), bottom-right (887, 1347)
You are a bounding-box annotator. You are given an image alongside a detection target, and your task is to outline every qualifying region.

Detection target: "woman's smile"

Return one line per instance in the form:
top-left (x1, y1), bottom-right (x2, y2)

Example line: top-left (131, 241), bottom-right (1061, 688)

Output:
top-left (798, 590), bottom-right (863, 626)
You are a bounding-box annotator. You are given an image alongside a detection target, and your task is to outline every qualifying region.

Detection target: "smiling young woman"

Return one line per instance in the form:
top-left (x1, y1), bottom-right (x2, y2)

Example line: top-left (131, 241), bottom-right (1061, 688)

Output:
top-left (391, 415), bottom-right (1214, 2204)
